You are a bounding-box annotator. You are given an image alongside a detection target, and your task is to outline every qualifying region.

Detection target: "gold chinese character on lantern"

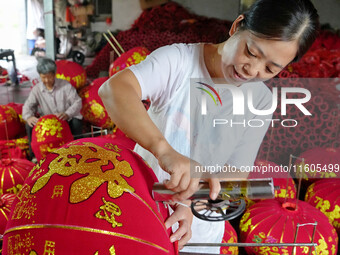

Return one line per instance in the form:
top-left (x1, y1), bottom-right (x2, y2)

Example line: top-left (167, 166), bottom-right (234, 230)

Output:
top-left (95, 197), bottom-right (122, 228)
top-left (30, 142), bottom-right (135, 203)
top-left (51, 185), bottom-right (64, 199)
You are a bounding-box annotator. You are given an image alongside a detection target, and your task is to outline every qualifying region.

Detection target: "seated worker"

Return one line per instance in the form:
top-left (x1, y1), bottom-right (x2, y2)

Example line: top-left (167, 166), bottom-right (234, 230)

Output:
top-left (22, 57), bottom-right (83, 159)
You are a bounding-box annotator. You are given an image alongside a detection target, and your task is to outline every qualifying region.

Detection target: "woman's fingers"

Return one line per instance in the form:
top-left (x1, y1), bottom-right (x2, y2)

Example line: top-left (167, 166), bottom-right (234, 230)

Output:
top-left (208, 178), bottom-right (221, 200)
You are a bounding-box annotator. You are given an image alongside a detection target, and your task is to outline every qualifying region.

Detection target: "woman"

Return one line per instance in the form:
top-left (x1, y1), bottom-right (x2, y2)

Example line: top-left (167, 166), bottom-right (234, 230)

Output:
top-left (99, 0), bottom-right (319, 252)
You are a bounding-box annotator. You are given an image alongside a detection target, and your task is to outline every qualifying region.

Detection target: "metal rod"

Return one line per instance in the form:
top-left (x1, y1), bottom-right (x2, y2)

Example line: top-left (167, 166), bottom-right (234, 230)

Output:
top-left (309, 222), bottom-right (317, 255)
top-left (285, 154), bottom-right (293, 203)
top-left (292, 223), bottom-right (300, 255)
top-left (184, 243), bottom-right (317, 247)
top-left (296, 158), bottom-right (304, 207)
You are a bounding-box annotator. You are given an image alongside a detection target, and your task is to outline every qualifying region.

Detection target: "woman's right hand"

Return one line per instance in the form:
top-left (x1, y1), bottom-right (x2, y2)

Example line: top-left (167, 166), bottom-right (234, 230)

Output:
top-left (156, 145), bottom-right (221, 201)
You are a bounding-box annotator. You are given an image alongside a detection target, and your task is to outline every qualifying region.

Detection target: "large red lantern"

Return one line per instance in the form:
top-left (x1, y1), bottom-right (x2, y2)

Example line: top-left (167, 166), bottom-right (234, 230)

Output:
top-left (0, 158), bottom-right (34, 195)
top-left (31, 115), bottom-right (74, 161)
top-left (305, 179), bottom-right (340, 234)
top-left (0, 105), bottom-right (25, 140)
top-left (0, 193), bottom-right (16, 234)
top-left (295, 147), bottom-right (340, 181)
top-left (109, 47), bottom-right (150, 77)
top-left (220, 221), bottom-right (238, 254)
top-left (79, 77), bottom-right (114, 128)
top-left (3, 137), bottom-right (177, 254)
top-left (246, 160), bottom-right (296, 207)
top-left (239, 199), bottom-right (338, 255)
top-left (56, 60), bottom-right (87, 89)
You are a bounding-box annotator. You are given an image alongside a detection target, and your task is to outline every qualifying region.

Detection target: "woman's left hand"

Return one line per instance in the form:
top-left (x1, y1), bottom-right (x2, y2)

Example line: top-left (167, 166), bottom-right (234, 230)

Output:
top-left (165, 201), bottom-right (193, 250)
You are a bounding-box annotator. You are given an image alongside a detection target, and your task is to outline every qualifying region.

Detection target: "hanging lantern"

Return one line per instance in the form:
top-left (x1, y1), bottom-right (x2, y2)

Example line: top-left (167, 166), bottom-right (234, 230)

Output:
top-left (246, 160), bottom-right (296, 207)
top-left (0, 193), bottom-right (16, 234)
top-left (79, 77), bottom-right (114, 128)
top-left (220, 221), bottom-right (238, 255)
top-left (109, 47), bottom-right (150, 77)
top-left (56, 60), bottom-right (87, 89)
top-left (305, 179), bottom-right (340, 234)
top-left (3, 137), bottom-right (177, 254)
top-left (0, 158), bottom-right (34, 195)
top-left (295, 147), bottom-right (340, 181)
top-left (0, 105), bottom-right (25, 140)
top-left (31, 115), bottom-right (74, 161)
top-left (239, 199), bottom-right (338, 255)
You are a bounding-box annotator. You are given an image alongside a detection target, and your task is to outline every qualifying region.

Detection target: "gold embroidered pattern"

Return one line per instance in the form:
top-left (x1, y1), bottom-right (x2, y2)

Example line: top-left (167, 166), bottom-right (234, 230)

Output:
top-left (5, 224), bottom-right (169, 253)
top-left (29, 158), bottom-right (46, 179)
top-left (11, 184), bottom-right (37, 220)
top-left (95, 197), bottom-right (122, 228)
top-left (6, 184), bottom-right (23, 194)
top-left (30, 142), bottom-right (135, 203)
top-left (7, 232), bottom-right (34, 255)
top-left (34, 117), bottom-right (64, 142)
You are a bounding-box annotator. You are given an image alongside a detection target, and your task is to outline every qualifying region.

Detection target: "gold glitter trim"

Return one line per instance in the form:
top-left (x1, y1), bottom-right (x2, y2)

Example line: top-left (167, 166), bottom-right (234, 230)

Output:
top-left (4, 224), bottom-right (169, 253)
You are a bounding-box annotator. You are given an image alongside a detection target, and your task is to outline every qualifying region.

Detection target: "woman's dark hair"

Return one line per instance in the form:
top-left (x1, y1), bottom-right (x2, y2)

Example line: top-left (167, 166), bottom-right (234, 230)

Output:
top-left (240, 0), bottom-right (319, 61)
top-left (36, 57), bottom-right (57, 74)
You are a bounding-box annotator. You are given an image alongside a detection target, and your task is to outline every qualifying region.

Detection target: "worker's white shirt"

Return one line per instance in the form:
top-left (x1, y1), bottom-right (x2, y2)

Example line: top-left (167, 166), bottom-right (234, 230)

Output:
top-left (129, 43), bottom-right (272, 253)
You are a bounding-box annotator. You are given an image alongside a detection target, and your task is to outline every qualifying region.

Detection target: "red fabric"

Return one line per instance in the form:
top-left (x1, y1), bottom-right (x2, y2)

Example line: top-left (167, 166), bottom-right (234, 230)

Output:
top-left (3, 137), bottom-right (177, 255)
top-left (240, 198), bottom-right (338, 255)
top-left (109, 47), bottom-right (150, 77)
top-left (79, 77), bottom-right (114, 128)
top-left (220, 221), bottom-right (238, 254)
top-left (0, 105), bottom-right (25, 140)
top-left (31, 115), bottom-right (74, 161)
top-left (295, 147), bottom-right (340, 182)
top-left (0, 193), bottom-right (16, 234)
top-left (0, 158), bottom-right (34, 195)
top-left (56, 60), bottom-right (87, 89)
top-left (0, 139), bottom-right (28, 159)
top-left (305, 179), bottom-right (340, 234)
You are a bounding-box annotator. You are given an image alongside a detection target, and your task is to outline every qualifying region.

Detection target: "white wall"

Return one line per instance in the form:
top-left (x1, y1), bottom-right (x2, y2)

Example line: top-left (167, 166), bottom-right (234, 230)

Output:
top-left (90, 0), bottom-right (340, 32)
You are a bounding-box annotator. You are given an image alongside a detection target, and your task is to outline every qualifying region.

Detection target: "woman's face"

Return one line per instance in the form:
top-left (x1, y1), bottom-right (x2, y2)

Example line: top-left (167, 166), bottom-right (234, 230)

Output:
top-left (218, 18), bottom-right (299, 86)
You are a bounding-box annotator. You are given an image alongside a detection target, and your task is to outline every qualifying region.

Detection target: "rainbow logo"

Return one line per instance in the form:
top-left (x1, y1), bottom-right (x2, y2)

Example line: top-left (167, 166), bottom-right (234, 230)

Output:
top-left (196, 82), bottom-right (223, 106)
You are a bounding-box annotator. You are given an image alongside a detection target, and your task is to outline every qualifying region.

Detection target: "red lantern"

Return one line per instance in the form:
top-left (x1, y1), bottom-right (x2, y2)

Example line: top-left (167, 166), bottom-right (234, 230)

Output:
top-left (31, 115), bottom-right (74, 161)
top-left (56, 60), bottom-right (87, 89)
top-left (3, 137), bottom-right (177, 254)
top-left (79, 77), bottom-right (114, 128)
top-left (0, 193), bottom-right (16, 234)
top-left (109, 47), bottom-right (150, 77)
top-left (246, 160), bottom-right (296, 207)
top-left (240, 199), bottom-right (338, 255)
top-left (295, 147), bottom-right (340, 181)
top-left (0, 158), bottom-right (34, 195)
top-left (220, 221), bottom-right (238, 254)
top-left (305, 179), bottom-right (340, 234)
top-left (0, 105), bottom-right (25, 140)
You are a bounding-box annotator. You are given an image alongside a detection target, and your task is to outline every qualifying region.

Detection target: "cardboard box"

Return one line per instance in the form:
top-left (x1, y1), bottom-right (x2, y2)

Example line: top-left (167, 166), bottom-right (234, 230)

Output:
top-left (139, 0), bottom-right (168, 10)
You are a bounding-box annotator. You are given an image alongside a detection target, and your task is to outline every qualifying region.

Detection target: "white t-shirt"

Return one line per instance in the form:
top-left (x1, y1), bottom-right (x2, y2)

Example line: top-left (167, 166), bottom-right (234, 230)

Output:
top-left (129, 43), bottom-right (273, 253)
